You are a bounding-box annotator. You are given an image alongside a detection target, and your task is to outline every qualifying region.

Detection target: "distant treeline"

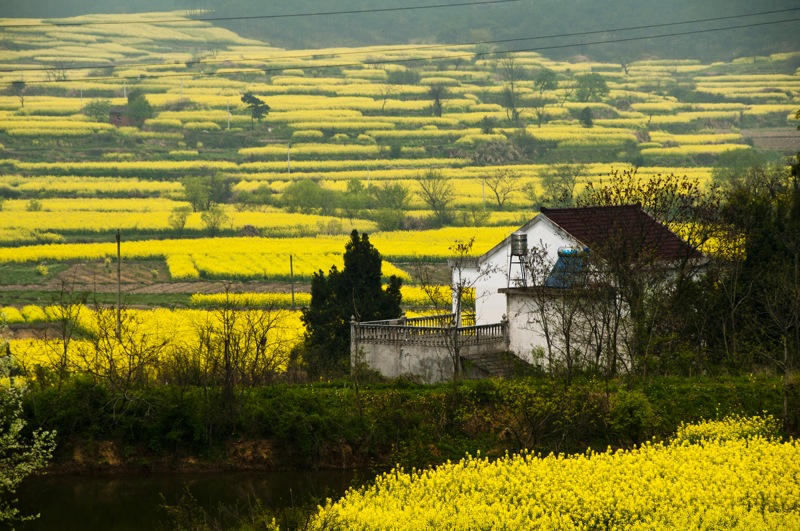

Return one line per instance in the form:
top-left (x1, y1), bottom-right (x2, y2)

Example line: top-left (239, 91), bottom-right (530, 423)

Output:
top-left (3, 0), bottom-right (798, 62)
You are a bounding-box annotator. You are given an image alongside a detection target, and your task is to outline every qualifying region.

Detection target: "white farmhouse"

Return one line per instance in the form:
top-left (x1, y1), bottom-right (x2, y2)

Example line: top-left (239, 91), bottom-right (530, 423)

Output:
top-left (352, 204), bottom-right (703, 382)
top-left (452, 204), bottom-right (704, 366)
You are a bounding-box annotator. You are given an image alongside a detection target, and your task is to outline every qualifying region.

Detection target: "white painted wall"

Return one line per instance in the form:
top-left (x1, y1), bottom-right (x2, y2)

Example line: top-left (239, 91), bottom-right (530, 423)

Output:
top-left (454, 215), bottom-right (577, 326)
top-left (505, 291), bottom-right (550, 365)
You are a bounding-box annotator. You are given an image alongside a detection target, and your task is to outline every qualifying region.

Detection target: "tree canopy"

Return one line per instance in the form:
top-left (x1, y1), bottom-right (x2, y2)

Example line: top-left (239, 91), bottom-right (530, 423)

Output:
top-left (302, 230), bottom-right (402, 376)
top-left (241, 92), bottom-right (270, 128)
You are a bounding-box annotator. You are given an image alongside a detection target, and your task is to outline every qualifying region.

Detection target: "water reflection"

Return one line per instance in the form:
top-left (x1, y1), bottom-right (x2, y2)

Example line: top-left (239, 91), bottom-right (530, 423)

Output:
top-left (17, 470), bottom-right (368, 530)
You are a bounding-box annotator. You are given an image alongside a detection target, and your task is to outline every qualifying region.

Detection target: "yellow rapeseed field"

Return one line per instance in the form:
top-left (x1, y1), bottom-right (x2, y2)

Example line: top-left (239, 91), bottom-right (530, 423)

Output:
top-left (310, 416), bottom-right (800, 530)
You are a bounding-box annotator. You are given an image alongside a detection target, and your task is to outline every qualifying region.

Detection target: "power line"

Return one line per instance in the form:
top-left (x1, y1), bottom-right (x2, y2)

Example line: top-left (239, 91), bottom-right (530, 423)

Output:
top-left (0, 0), bottom-right (522, 29)
top-left (1, 7), bottom-right (797, 77)
top-left (5, 16), bottom-right (797, 87)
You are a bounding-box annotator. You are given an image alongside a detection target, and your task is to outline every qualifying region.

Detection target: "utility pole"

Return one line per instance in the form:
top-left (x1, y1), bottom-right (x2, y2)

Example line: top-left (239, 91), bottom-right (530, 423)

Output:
top-left (116, 229), bottom-right (121, 341)
top-left (290, 254), bottom-right (295, 310)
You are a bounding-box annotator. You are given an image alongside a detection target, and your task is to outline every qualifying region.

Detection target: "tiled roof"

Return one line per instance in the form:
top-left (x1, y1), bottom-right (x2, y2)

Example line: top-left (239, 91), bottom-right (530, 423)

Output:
top-left (540, 204), bottom-right (703, 262)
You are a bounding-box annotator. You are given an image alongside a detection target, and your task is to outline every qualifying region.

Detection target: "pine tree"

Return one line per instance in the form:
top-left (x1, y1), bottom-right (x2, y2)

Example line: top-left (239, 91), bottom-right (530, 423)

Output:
top-left (302, 230), bottom-right (402, 376)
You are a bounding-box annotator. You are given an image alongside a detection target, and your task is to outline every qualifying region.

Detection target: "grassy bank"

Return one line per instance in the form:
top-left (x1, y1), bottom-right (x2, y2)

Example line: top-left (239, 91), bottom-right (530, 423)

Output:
top-left (21, 375), bottom-right (795, 473)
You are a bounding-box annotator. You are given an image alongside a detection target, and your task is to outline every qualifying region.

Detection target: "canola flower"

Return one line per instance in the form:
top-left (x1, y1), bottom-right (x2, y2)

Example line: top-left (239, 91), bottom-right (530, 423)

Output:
top-left (310, 416), bottom-right (800, 530)
top-left (188, 285), bottom-right (451, 309)
top-left (7, 307), bottom-right (305, 375)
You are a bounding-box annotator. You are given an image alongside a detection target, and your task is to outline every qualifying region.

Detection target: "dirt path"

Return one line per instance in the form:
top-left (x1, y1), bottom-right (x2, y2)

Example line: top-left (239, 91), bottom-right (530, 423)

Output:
top-left (1, 261), bottom-right (436, 297)
top-left (0, 261), bottom-right (310, 295)
top-left (741, 128), bottom-right (800, 152)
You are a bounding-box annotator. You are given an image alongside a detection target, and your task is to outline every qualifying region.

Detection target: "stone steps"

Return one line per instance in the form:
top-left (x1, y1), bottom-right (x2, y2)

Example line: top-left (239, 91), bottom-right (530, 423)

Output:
top-left (461, 351), bottom-right (533, 378)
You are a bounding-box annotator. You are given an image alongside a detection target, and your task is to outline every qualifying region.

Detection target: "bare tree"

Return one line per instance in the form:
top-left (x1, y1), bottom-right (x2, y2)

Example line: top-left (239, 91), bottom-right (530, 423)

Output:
top-left (378, 84), bottom-right (398, 112)
top-left (428, 84), bottom-right (448, 117)
top-left (45, 59), bottom-right (72, 82)
top-left (518, 243), bottom-right (600, 384)
top-left (187, 289), bottom-right (293, 410)
top-left (539, 162), bottom-right (588, 208)
top-left (415, 238), bottom-right (488, 381)
top-left (576, 169), bottom-right (721, 376)
top-left (483, 169), bottom-right (522, 211)
top-left (556, 82), bottom-right (575, 107)
top-left (528, 68), bottom-right (558, 127)
top-left (417, 169), bottom-right (455, 227)
top-left (498, 52), bottom-right (525, 123)
top-left (79, 305), bottom-right (169, 417)
top-left (38, 277), bottom-right (89, 392)
top-left (10, 81), bottom-right (25, 108)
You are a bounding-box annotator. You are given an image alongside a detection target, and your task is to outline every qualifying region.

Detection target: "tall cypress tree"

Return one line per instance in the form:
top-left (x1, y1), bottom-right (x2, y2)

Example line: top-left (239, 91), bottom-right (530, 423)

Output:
top-left (302, 230), bottom-right (402, 376)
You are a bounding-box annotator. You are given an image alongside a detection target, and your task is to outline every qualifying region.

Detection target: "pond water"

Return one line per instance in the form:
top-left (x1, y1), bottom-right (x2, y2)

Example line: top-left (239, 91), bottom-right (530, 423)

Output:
top-left (16, 469), bottom-right (370, 530)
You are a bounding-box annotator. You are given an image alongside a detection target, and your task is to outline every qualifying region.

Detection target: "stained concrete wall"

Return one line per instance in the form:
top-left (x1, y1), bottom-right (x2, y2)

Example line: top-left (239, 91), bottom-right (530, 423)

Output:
top-left (352, 324), bottom-right (508, 383)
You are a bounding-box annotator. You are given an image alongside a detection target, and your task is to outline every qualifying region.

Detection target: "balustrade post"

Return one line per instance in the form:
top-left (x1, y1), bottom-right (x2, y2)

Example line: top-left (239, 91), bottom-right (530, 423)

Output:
top-left (350, 315), bottom-right (358, 372)
top-left (501, 314), bottom-right (509, 351)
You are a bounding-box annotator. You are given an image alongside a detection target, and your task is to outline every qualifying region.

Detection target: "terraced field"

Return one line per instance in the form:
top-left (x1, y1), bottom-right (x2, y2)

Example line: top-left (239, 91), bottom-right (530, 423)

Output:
top-left (0, 10), bottom-right (797, 328)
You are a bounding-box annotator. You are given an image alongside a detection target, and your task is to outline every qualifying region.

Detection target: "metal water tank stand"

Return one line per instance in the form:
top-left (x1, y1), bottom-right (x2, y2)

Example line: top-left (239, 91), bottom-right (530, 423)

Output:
top-left (508, 232), bottom-right (528, 287)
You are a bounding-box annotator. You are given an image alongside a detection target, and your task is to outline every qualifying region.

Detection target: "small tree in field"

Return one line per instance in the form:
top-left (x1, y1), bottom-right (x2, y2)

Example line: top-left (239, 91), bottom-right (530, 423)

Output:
top-left (82, 99), bottom-right (112, 122)
top-left (575, 74), bottom-right (609, 102)
top-left (417, 169), bottom-right (455, 227)
top-left (427, 84), bottom-right (448, 117)
top-left (10, 81), bottom-right (26, 109)
top-left (168, 206), bottom-right (192, 235)
top-left (483, 168), bottom-right (522, 211)
top-left (241, 92), bottom-right (270, 128)
top-left (200, 205), bottom-right (230, 236)
top-left (126, 90), bottom-right (153, 127)
top-left (579, 107), bottom-right (594, 128)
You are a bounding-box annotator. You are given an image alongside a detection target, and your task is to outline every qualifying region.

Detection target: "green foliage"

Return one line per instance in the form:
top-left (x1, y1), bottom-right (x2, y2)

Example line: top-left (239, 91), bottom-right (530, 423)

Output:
top-left (234, 184), bottom-right (274, 208)
top-left (373, 208), bottom-right (405, 231)
top-left (10, 80), bottom-right (26, 108)
top-left (427, 84), bottom-right (448, 117)
top-left (578, 106), bottom-right (594, 128)
top-left (575, 74), bottom-right (609, 102)
top-left (126, 90), bottom-right (154, 127)
top-left (302, 230), bottom-right (402, 377)
top-left (0, 321), bottom-right (56, 525)
top-left (711, 148), bottom-right (784, 188)
top-left (479, 115), bottom-right (498, 134)
top-left (200, 205), bottom-right (230, 236)
top-left (241, 92), bottom-right (270, 128)
top-left (281, 179), bottom-right (337, 215)
top-left (17, 373), bottom-right (794, 474)
top-left (539, 162), bottom-right (587, 208)
top-left (167, 206), bottom-right (192, 235)
top-left (181, 174), bottom-right (232, 212)
top-left (715, 155), bottom-right (800, 396)
top-left (608, 389), bottom-right (658, 444)
top-left (369, 182), bottom-right (410, 210)
top-left (534, 68), bottom-right (558, 94)
top-left (386, 69), bottom-right (420, 85)
top-left (81, 98), bottom-right (112, 122)
top-left (0, 385), bottom-right (56, 525)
